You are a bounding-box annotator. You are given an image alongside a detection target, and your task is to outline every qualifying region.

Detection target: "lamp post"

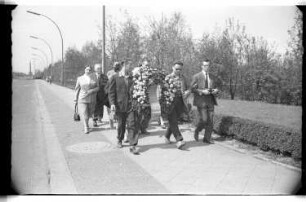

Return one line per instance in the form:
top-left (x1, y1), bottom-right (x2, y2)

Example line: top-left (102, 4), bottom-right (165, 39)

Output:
top-left (102, 5), bottom-right (106, 73)
top-left (30, 35), bottom-right (54, 77)
top-left (32, 53), bottom-right (47, 70)
top-left (27, 10), bottom-right (65, 85)
top-left (31, 47), bottom-right (49, 67)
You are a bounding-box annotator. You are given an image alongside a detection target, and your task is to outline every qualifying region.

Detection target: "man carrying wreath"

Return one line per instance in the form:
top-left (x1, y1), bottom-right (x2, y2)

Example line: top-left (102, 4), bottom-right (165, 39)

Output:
top-left (108, 59), bottom-right (140, 154)
top-left (163, 61), bottom-right (190, 149)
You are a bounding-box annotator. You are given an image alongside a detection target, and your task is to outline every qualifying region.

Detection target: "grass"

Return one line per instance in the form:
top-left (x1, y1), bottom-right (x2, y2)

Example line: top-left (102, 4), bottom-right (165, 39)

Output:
top-left (148, 85), bottom-right (302, 130)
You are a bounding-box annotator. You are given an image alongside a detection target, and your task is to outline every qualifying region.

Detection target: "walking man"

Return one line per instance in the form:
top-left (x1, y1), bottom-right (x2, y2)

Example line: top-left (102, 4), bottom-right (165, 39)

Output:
top-left (108, 60), bottom-right (140, 154)
top-left (191, 59), bottom-right (219, 144)
top-left (164, 61), bottom-right (190, 149)
top-left (105, 62), bottom-right (122, 129)
top-left (93, 64), bottom-right (109, 127)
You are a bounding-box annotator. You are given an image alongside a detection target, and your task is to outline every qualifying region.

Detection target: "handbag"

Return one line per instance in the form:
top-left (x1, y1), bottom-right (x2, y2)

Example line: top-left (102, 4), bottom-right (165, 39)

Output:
top-left (74, 102), bottom-right (80, 121)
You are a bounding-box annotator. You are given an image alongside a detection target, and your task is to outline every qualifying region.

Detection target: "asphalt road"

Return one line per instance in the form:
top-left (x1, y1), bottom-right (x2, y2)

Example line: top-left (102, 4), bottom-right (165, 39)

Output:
top-left (12, 79), bottom-right (50, 194)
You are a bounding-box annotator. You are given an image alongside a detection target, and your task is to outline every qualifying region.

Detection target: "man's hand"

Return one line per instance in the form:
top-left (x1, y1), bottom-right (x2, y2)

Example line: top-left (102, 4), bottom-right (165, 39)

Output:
top-left (183, 90), bottom-right (191, 97)
top-left (211, 89), bottom-right (219, 95)
top-left (201, 89), bottom-right (211, 95)
top-left (111, 105), bottom-right (116, 111)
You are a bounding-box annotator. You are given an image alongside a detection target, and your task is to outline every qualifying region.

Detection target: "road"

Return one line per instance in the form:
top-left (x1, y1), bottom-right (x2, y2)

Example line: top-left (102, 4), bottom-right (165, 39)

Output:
top-left (11, 79), bottom-right (302, 194)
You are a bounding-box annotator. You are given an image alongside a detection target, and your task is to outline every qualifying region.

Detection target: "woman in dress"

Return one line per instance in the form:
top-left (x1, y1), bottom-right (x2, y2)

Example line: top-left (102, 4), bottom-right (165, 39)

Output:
top-left (75, 66), bottom-right (99, 134)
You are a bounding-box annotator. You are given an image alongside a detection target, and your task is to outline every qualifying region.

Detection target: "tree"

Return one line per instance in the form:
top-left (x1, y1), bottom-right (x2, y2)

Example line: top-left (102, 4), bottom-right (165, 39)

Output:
top-left (116, 14), bottom-right (142, 67)
top-left (218, 18), bottom-right (247, 100)
top-left (82, 41), bottom-right (101, 67)
top-left (144, 12), bottom-right (197, 81)
top-left (283, 8), bottom-right (303, 105)
top-left (64, 47), bottom-right (86, 86)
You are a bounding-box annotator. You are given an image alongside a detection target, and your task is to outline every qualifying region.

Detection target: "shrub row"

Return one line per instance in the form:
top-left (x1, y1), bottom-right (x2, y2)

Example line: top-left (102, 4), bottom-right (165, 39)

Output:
top-left (191, 110), bottom-right (301, 159)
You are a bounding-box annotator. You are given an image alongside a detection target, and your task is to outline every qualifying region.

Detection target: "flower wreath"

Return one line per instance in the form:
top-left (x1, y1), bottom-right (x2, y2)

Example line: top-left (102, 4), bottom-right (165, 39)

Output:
top-left (131, 65), bottom-right (180, 115)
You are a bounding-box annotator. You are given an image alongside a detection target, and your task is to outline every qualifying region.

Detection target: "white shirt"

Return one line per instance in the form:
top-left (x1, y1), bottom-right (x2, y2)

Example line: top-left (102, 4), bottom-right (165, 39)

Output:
top-left (202, 71), bottom-right (210, 88)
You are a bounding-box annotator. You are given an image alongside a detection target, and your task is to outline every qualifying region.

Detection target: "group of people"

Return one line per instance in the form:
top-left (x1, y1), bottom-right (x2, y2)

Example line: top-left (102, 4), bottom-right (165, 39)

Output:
top-left (74, 58), bottom-right (219, 155)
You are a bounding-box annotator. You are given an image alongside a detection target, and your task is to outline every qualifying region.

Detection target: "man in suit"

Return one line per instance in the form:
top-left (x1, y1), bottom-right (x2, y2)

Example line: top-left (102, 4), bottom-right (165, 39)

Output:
top-left (108, 60), bottom-right (140, 154)
top-left (164, 61), bottom-right (190, 149)
top-left (105, 62), bottom-right (122, 129)
top-left (93, 64), bottom-right (109, 127)
top-left (191, 59), bottom-right (219, 144)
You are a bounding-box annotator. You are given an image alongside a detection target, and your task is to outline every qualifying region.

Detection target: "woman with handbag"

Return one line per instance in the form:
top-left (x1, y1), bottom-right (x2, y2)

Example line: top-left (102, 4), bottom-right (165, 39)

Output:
top-left (74, 66), bottom-right (99, 134)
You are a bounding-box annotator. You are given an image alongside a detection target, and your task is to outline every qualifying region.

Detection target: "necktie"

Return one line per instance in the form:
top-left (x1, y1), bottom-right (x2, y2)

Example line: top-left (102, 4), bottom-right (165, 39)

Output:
top-left (205, 72), bottom-right (209, 89)
top-left (97, 75), bottom-right (100, 86)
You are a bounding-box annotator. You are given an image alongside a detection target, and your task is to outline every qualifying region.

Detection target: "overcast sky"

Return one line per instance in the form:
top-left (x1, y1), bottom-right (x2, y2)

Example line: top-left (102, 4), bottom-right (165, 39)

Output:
top-left (11, 0), bottom-right (299, 73)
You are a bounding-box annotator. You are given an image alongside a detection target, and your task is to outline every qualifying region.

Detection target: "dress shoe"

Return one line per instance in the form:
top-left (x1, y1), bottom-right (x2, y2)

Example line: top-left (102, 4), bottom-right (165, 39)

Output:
top-left (141, 130), bottom-right (150, 135)
top-left (176, 140), bottom-right (186, 149)
top-left (194, 131), bottom-right (199, 142)
top-left (93, 121), bottom-right (98, 127)
top-left (117, 142), bottom-right (123, 148)
top-left (129, 146), bottom-right (140, 155)
top-left (203, 139), bottom-right (214, 144)
top-left (164, 137), bottom-right (171, 144)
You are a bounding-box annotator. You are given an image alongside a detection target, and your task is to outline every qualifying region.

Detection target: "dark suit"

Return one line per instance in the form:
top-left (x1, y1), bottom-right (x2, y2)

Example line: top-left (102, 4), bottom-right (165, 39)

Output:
top-left (191, 71), bottom-right (218, 142)
top-left (93, 73), bottom-right (109, 121)
top-left (165, 74), bottom-right (189, 142)
top-left (108, 74), bottom-right (138, 145)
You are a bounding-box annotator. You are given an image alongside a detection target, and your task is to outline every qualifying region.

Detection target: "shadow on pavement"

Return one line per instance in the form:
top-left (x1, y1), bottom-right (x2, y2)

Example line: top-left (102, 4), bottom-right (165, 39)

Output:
top-left (140, 139), bottom-right (210, 153)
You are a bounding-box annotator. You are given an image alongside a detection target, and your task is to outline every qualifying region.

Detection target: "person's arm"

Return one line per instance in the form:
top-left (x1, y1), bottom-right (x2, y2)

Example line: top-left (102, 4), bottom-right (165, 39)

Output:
top-left (190, 75), bottom-right (201, 95)
top-left (108, 76), bottom-right (116, 111)
top-left (182, 76), bottom-right (191, 98)
top-left (87, 76), bottom-right (99, 94)
top-left (88, 87), bottom-right (99, 94)
top-left (211, 75), bottom-right (220, 95)
top-left (74, 78), bottom-right (81, 102)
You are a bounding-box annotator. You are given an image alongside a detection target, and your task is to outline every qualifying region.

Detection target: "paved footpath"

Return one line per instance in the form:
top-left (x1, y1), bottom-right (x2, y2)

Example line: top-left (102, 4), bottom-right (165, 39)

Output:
top-left (13, 79), bottom-right (302, 195)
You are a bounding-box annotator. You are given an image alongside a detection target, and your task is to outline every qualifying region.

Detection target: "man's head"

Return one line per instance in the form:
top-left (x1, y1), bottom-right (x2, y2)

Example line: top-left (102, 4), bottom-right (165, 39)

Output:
top-left (113, 62), bottom-right (122, 72)
top-left (121, 59), bottom-right (132, 73)
top-left (94, 64), bottom-right (102, 74)
top-left (141, 59), bottom-right (150, 68)
top-left (201, 59), bottom-right (210, 72)
top-left (172, 61), bottom-right (183, 76)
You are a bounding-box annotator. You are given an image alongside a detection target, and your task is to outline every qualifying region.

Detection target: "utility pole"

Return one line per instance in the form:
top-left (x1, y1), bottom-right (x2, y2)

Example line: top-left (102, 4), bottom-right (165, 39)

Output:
top-left (29, 61), bottom-right (32, 76)
top-left (102, 5), bottom-right (106, 73)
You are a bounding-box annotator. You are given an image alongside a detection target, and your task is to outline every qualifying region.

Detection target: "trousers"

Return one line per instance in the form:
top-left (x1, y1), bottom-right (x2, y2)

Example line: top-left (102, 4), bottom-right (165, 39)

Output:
top-left (116, 111), bottom-right (139, 146)
top-left (165, 96), bottom-right (185, 142)
top-left (195, 105), bottom-right (214, 141)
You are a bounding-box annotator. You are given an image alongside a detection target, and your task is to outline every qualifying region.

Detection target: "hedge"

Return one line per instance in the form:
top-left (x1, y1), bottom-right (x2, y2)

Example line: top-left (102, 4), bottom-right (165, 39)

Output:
top-left (191, 110), bottom-right (302, 159)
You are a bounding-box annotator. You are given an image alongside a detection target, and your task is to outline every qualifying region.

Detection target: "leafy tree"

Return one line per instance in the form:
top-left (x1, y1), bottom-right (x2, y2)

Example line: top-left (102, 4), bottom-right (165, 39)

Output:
top-left (64, 47), bottom-right (86, 86)
top-left (82, 41), bottom-right (102, 67)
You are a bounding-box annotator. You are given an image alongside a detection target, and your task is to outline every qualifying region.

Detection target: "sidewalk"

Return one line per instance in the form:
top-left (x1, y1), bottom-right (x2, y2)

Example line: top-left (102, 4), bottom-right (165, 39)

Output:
top-left (38, 80), bottom-right (301, 194)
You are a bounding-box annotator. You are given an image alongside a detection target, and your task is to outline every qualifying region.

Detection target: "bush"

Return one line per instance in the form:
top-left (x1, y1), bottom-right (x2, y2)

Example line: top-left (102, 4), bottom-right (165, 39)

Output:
top-left (191, 110), bottom-right (302, 159)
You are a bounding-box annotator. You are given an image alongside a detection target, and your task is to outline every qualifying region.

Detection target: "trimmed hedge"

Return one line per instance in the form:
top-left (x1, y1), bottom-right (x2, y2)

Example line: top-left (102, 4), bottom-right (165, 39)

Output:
top-left (191, 110), bottom-right (302, 159)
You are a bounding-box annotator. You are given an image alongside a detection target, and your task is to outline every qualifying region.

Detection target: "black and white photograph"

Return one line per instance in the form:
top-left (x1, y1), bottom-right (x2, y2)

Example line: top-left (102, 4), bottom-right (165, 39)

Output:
top-left (6, 0), bottom-right (304, 198)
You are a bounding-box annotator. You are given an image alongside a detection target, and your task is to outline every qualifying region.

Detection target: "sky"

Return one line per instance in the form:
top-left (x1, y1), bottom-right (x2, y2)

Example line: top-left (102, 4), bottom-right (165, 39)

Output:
top-left (11, 0), bottom-right (299, 73)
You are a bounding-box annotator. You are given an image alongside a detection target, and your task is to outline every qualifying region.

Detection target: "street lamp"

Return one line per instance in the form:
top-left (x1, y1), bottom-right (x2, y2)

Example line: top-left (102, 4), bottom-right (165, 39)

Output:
top-left (32, 53), bottom-right (47, 70)
top-left (31, 47), bottom-right (49, 67)
top-left (30, 35), bottom-right (54, 77)
top-left (27, 10), bottom-right (65, 85)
